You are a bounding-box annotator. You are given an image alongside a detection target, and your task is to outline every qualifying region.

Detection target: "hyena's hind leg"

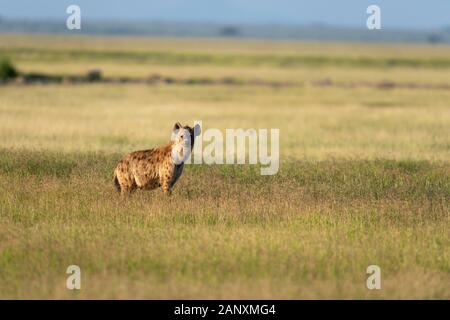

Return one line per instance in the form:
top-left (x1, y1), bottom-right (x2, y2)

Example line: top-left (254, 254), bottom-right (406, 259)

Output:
top-left (114, 162), bottom-right (136, 195)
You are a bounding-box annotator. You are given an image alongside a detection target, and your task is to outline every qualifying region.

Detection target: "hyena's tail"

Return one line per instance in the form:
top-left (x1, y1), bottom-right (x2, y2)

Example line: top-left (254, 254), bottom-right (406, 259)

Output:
top-left (113, 171), bottom-right (121, 193)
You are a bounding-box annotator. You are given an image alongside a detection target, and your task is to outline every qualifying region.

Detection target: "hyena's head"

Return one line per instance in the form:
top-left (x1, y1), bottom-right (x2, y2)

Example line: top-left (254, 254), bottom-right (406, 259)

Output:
top-left (171, 122), bottom-right (201, 164)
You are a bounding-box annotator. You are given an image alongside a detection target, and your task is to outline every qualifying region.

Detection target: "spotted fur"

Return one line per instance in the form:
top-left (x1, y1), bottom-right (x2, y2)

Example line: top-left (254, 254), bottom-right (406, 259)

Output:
top-left (114, 122), bottom-right (201, 195)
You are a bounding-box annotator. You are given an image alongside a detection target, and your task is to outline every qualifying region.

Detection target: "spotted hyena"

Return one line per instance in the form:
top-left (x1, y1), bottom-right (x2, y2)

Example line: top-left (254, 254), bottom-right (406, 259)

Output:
top-left (114, 122), bottom-right (201, 195)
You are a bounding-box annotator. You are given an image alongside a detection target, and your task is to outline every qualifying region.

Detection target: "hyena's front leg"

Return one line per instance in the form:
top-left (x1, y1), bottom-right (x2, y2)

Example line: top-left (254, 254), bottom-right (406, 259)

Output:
top-left (160, 175), bottom-right (172, 195)
top-left (121, 184), bottom-right (136, 195)
top-left (161, 181), bottom-right (172, 195)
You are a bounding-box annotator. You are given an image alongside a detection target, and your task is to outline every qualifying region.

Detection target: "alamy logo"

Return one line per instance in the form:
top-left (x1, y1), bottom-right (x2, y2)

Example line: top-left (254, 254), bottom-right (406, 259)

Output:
top-left (366, 265), bottom-right (381, 290)
top-left (66, 5), bottom-right (81, 30)
top-left (66, 265), bottom-right (81, 290)
top-left (366, 5), bottom-right (381, 30)
top-left (174, 121), bottom-right (280, 175)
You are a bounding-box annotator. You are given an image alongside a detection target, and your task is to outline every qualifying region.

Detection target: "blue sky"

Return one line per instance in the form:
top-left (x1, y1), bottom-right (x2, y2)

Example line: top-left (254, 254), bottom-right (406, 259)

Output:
top-left (0, 0), bottom-right (449, 30)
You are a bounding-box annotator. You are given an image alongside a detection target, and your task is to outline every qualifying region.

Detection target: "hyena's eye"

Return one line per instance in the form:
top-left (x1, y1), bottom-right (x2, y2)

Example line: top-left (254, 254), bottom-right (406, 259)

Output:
top-left (180, 134), bottom-right (184, 139)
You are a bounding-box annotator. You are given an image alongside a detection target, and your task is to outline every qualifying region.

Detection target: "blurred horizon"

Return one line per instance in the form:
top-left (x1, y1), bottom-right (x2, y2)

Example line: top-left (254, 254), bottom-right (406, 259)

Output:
top-left (0, 1), bottom-right (449, 43)
top-left (1, 18), bottom-right (450, 44)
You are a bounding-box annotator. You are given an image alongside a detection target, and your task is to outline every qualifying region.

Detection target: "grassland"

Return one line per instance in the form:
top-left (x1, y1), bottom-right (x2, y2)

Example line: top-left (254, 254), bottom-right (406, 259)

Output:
top-left (0, 35), bottom-right (449, 299)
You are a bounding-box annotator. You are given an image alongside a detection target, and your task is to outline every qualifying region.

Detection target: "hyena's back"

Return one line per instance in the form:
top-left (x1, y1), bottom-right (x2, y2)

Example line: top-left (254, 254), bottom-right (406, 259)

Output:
top-left (114, 148), bottom-right (163, 194)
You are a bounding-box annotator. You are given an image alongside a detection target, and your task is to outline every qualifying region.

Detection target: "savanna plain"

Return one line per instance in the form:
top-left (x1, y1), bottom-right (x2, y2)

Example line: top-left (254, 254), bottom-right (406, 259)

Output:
top-left (0, 35), bottom-right (449, 299)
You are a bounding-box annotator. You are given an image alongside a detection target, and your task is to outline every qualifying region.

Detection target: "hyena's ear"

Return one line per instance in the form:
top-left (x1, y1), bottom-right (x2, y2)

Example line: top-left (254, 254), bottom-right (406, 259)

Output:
top-left (193, 123), bottom-right (201, 137)
top-left (173, 122), bottom-right (182, 132)
top-left (171, 122), bottom-right (182, 141)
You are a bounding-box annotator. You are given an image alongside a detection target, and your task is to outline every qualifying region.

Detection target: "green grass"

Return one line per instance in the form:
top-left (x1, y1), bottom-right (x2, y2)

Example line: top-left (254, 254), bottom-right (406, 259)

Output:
top-left (0, 150), bottom-right (448, 298)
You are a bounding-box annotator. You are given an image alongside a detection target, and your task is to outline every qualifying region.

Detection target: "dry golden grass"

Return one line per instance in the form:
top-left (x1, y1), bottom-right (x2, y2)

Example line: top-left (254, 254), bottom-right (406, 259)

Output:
top-left (0, 84), bottom-right (449, 161)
